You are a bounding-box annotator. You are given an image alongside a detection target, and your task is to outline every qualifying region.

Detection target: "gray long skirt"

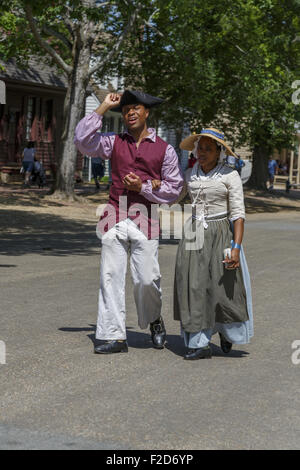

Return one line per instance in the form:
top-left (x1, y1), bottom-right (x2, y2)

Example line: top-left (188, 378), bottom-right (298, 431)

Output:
top-left (174, 218), bottom-right (249, 333)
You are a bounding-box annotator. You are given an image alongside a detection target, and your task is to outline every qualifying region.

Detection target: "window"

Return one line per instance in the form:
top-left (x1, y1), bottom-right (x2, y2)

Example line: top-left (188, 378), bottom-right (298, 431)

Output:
top-left (45, 99), bottom-right (53, 130)
top-left (102, 115), bottom-right (115, 133)
top-left (25, 97), bottom-right (36, 140)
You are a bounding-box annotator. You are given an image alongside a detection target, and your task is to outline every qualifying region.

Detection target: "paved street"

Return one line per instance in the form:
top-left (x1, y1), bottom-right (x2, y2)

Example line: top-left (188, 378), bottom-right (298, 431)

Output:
top-left (1, 209), bottom-right (300, 449)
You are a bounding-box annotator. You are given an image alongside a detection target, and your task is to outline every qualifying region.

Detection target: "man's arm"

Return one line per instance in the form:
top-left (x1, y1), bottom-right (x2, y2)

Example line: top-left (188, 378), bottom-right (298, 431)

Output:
top-left (140, 145), bottom-right (184, 204)
top-left (74, 93), bottom-right (121, 158)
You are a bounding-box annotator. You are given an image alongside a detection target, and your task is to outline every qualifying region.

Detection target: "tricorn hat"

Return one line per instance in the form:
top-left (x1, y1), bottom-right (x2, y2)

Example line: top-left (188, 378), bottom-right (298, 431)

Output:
top-left (113, 89), bottom-right (164, 112)
top-left (180, 128), bottom-right (238, 158)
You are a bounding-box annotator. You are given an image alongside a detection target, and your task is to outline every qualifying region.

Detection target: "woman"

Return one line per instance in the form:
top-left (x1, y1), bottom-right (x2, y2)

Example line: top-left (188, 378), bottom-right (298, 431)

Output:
top-left (174, 128), bottom-right (253, 360)
top-left (22, 141), bottom-right (36, 186)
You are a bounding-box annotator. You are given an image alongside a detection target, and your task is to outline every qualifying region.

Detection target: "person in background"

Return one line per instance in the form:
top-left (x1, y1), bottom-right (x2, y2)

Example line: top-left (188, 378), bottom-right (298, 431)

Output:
top-left (268, 156), bottom-right (278, 190)
top-left (22, 141), bottom-right (36, 187)
top-left (91, 157), bottom-right (105, 190)
top-left (235, 156), bottom-right (245, 176)
top-left (281, 162), bottom-right (288, 176)
top-left (188, 152), bottom-right (197, 168)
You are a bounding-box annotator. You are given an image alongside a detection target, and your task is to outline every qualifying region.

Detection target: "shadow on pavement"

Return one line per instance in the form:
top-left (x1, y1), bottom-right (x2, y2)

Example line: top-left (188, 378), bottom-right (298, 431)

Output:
top-left (0, 209), bottom-right (100, 257)
top-left (245, 197), bottom-right (300, 214)
top-left (59, 324), bottom-right (248, 358)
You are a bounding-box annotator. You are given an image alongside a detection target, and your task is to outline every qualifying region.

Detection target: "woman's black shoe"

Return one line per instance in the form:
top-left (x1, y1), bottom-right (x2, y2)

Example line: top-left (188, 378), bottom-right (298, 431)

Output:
top-left (219, 333), bottom-right (232, 354)
top-left (184, 346), bottom-right (212, 360)
top-left (94, 340), bottom-right (128, 354)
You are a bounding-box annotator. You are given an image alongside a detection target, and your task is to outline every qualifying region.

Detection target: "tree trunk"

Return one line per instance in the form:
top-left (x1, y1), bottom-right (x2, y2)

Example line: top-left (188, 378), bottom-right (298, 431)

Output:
top-left (52, 46), bottom-right (91, 199)
top-left (247, 144), bottom-right (271, 190)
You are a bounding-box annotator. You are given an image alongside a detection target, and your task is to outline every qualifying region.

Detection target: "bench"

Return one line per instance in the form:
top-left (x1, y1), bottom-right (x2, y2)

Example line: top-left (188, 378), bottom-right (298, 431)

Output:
top-left (285, 179), bottom-right (300, 193)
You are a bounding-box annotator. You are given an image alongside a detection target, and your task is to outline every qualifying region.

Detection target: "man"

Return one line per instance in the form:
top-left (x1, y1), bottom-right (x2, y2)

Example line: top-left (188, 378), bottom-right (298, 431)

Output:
top-left (74, 90), bottom-right (184, 354)
top-left (268, 156), bottom-right (278, 190)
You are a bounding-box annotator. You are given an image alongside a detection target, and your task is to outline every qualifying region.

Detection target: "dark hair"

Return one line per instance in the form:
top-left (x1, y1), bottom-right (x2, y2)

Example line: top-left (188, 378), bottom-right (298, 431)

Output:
top-left (26, 141), bottom-right (35, 148)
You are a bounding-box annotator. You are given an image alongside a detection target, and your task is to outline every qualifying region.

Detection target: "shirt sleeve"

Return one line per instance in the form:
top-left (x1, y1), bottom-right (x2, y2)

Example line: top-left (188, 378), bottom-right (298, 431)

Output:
top-left (174, 168), bottom-right (193, 203)
top-left (74, 112), bottom-right (116, 158)
top-left (226, 170), bottom-right (246, 221)
top-left (140, 144), bottom-right (184, 204)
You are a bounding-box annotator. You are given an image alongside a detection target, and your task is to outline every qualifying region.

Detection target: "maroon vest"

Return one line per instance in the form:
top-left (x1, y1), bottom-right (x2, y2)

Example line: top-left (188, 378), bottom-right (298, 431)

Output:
top-left (97, 133), bottom-right (168, 239)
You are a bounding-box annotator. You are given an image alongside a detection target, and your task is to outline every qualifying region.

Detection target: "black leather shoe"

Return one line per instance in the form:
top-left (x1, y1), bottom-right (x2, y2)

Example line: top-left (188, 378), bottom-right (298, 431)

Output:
top-left (94, 340), bottom-right (128, 354)
top-left (184, 346), bottom-right (212, 360)
top-left (150, 316), bottom-right (166, 349)
top-left (219, 333), bottom-right (232, 354)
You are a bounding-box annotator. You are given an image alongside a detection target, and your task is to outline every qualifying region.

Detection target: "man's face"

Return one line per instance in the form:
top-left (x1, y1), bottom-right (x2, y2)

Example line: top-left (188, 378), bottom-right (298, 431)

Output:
top-left (122, 103), bottom-right (149, 131)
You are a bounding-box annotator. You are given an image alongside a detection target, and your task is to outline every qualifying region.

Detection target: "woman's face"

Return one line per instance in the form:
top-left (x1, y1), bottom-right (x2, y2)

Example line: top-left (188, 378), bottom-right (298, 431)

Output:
top-left (196, 137), bottom-right (220, 169)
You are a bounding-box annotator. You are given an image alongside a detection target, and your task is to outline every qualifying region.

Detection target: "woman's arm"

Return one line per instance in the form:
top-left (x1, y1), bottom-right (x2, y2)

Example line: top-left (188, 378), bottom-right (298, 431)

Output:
top-left (224, 218), bottom-right (244, 269)
top-left (224, 170), bottom-right (246, 270)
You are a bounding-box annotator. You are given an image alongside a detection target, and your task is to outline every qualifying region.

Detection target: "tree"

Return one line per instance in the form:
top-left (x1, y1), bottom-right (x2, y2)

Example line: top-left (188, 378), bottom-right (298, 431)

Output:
top-left (0, 0), bottom-right (154, 198)
top-left (116, 0), bottom-right (300, 188)
top-left (2, 0), bottom-right (299, 191)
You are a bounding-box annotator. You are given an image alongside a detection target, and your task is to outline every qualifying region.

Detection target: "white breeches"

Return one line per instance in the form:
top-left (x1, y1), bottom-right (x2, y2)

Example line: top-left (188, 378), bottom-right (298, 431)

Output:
top-left (96, 219), bottom-right (162, 340)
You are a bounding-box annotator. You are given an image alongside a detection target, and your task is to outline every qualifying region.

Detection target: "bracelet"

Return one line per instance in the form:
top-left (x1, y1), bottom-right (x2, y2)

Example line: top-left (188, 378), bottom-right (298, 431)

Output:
top-left (231, 242), bottom-right (241, 250)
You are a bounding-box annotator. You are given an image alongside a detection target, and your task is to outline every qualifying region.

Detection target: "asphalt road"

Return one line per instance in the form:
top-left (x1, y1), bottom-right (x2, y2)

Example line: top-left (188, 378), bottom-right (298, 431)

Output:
top-left (1, 211), bottom-right (300, 450)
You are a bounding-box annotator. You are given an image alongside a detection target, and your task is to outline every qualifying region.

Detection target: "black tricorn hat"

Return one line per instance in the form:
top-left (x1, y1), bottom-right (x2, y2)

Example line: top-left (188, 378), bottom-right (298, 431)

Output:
top-left (113, 89), bottom-right (164, 112)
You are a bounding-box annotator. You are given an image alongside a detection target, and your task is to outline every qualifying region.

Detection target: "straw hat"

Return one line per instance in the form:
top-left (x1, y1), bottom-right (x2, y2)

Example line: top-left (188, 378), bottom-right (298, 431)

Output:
top-left (180, 128), bottom-right (238, 158)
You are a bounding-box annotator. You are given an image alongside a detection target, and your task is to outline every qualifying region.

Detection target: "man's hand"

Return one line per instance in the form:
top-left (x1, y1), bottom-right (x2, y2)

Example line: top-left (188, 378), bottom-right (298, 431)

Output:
top-left (151, 179), bottom-right (161, 190)
top-left (123, 172), bottom-right (142, 192)
top-left (95, 93), bottom-right (122, 116)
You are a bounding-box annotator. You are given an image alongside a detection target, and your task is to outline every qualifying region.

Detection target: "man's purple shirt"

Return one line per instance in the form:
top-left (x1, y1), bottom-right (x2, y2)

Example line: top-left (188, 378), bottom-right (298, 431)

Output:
top-left (74, 112), bottom-right (184, 204)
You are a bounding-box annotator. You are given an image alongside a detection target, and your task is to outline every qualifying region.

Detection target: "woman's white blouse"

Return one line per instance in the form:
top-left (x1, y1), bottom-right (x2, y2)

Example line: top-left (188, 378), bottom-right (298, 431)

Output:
top-left (183, 162), bottom-right (245, 222)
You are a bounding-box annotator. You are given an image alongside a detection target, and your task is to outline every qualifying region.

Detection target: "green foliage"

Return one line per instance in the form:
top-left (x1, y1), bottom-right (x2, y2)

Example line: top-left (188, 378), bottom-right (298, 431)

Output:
top-left (0, 0), bottom-right (150, 75)
top-left (1, 0), bottom-right (299, 158)
top-left (118, 0), bottom-right (300, 153)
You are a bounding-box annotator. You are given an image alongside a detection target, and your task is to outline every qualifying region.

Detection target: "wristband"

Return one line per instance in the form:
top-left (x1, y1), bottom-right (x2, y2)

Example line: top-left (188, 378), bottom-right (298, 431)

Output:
top-left (231, 242), bottom-right (241, 250)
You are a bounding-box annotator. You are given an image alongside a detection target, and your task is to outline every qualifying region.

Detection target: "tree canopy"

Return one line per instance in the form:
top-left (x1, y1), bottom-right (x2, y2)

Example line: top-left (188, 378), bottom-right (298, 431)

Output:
top-left (1, 0), bottom-right (300, 190)
top-left (118, 0), bottom-right (300, 186)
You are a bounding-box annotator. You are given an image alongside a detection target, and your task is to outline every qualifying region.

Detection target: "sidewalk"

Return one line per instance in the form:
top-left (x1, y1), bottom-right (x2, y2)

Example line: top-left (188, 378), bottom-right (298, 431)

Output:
top-left (1, 194), bottom-right (300, 449)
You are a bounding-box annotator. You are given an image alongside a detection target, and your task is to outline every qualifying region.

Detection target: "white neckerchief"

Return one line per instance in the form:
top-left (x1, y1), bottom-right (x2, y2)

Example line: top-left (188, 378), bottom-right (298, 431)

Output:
top-left (190, 161), bottom-right (225, 181)
top-left (189, 162), bottom-right (227, 228)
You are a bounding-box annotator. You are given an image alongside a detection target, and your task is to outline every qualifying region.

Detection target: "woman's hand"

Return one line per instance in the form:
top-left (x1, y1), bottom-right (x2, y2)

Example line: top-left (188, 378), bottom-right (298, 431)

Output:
top-left (223, 248), bottom-right (240, 270)
top-left (151, 179), bottom-right (161, 190)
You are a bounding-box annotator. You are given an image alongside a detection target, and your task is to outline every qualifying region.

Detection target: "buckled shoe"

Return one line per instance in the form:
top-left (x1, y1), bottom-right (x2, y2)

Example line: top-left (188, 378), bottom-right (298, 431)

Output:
top-left (184, 345), bottom-right (212, 360)
top-left (150, 316), bottom-right (166, 349)
top-left (219, 333), bottom-right (232, 354)
top-left (94, 340), bottom-right (128, 354)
